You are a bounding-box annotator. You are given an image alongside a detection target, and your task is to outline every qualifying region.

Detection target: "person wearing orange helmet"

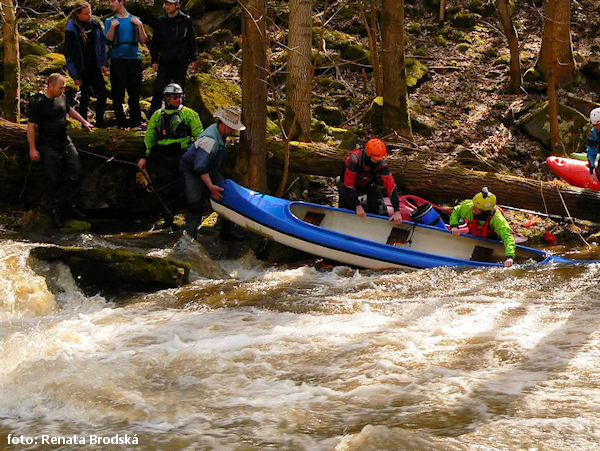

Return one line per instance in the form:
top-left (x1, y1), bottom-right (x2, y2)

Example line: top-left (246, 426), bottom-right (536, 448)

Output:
top-left (338, 138), bottom-right (403, 225)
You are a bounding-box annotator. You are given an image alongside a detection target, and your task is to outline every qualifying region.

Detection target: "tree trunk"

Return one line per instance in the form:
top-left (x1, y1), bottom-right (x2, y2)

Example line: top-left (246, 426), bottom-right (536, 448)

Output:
top-left (1, 0), bottom-right (20, 121)
top-left (537, 0), bottom-right (573, 86)
top-left (495, 0), bottom-right (521, 93)
top-left (2, 120), bottom-right (600, 221)
top-left (381, 0), bottom-right (412, 137)
top-left (285, 0), bottom-right (313, 142)
top-left (359, 0), bottom-right (382, 96)
top-left (545, 3), bottom-right (562, 155)
top-left (439, 0), bottom-right (446, 25)
top-left (239, 0), bottom-right (267, 191)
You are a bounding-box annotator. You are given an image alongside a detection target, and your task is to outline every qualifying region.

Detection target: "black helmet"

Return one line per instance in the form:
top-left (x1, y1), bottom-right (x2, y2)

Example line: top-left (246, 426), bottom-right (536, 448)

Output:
top-left (163, 83), bottom-right (183, 95)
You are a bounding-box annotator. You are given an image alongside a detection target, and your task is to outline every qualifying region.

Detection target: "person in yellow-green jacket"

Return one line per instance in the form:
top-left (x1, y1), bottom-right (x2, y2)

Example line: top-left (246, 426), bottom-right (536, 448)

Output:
top-left (449, 187), bottom-right (516, 267)
top-left (138, 83), bottom-right (203, 228)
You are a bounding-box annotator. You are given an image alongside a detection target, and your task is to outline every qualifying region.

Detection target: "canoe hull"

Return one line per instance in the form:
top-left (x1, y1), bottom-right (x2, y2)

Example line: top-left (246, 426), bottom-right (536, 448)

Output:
top-left (547, 156), bottom-right (600, 190)
top-left (210, 180), bottom-right (553, 270)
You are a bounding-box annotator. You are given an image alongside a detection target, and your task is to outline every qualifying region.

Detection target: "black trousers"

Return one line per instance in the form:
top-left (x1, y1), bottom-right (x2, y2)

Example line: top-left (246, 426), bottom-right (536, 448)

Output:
top-left (79, 67), bottom-right (108, 125)
top-left (109, 58), bottom-right (142, 128)
top-left (338, 182), bottom-right (381, 214)
top-left (149, 61), bottom-right (189, 116)
top-left (148, 147), bottom-right (185, 223)
top-left (40, 140), bottom-right (82, 210)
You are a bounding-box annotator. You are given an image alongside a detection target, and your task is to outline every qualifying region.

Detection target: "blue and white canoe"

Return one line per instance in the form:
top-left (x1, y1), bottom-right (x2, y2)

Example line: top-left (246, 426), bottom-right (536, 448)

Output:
top-left (211, 179), bottom-right (577, 270)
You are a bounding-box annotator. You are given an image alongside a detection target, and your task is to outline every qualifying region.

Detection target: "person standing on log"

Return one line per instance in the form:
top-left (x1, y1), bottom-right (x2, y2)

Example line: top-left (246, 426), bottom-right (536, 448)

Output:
top-left (338, 138), bottom-right (403, 225)
top-left (138, 83), bottom-right (203, 230)
top-left (64, 1), bottom-right (109, 128)
top-left (449, 187), bottom-right (515, 267)
top-left (105, 0), bottom-right (148, 129)
top-left (148, 0), bottom-right (197, 117)
top-left (586, 108), bottom-right (600, 181)
top-left (26, 73), bottom-right (92, 228)
top-left (180, 107), bottom-right (245, 240)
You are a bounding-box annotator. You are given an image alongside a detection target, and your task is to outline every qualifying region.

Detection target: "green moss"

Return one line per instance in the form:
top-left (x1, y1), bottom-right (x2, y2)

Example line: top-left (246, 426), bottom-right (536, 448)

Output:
top-left (407, 22), bottom-right (422, 34)
top-left (457, 43), bottom-right (471, 53)
top-left (406, 58), bottom-right (429, 88)
top-left (21, 53), bottom-right (66, 76)
top-left (494, 55), bottom-right (510, 66)
top-left (186, 73), bottom-right (242, 120)
top-left (314, 76), bottom-right (346, 91)
top-left (451, 12), bottom-right (482, 30)
top-left (434, 35), bottom-right (448, 47)
top-left (523, 67), bottom-right (541, 82)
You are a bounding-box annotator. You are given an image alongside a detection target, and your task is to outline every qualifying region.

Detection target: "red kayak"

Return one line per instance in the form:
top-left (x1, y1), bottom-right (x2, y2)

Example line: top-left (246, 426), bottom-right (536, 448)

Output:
top-left (546, 155), bottom-right (600, 190)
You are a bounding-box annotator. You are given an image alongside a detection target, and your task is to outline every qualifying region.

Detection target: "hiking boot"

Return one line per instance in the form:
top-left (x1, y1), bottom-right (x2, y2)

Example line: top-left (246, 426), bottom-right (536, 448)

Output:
top-left (51, 210), bottom-right (62, 229)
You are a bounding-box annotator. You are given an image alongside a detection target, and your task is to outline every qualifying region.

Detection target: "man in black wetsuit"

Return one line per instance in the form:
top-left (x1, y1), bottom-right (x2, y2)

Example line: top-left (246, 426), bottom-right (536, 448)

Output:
top-left (26, 73), bottom-right (92, 228)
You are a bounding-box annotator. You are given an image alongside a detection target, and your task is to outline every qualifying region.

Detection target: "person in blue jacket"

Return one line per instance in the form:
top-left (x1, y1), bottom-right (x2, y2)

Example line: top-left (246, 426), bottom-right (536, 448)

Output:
top-left (64, 2), bottom-right (108, 127)
top-left (105, 0), bottom-right (148, 129)
top-left (180, 107), bottom-right (245, 239)
top-left (587, 108), bottom-right (600, 181)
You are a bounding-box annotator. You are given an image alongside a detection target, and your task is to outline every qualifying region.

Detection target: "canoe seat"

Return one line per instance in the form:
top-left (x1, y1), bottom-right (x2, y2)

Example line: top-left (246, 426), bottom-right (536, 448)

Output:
top-left (303, 211), bottom-right (325, 226)
top-left (387, 228), bottom-right (411, 246)
top-left (470, 245), bottom-right (495, 262)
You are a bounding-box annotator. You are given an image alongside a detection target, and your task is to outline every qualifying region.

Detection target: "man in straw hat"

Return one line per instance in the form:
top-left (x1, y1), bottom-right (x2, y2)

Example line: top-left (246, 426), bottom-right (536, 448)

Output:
top-left (180, 106), bottom-right (246, 240)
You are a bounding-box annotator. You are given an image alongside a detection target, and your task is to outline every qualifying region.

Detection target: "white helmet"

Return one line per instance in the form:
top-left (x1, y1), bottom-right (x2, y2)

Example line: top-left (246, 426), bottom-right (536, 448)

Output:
top-left (590, 107), bottom-right (600, 125)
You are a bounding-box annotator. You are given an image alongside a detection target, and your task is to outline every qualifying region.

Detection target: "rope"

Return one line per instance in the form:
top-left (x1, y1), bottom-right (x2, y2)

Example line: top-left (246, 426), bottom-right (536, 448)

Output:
top-left (556, 187), bottom-right (591, 248)
top-left (77, 148), bottom-right (138, 167)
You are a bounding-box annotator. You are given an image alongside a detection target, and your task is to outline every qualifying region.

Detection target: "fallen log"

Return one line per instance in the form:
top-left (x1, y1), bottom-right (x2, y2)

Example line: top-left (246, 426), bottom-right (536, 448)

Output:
top-left (2, 119), bottom-right (600, 221)
top-left (268, 141), bottom-right (600, 222)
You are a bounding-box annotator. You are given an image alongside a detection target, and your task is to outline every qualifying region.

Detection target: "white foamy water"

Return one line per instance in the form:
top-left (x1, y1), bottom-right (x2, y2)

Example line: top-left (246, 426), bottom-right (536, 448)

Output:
top-left (1, 240), bottom-right (599, 450)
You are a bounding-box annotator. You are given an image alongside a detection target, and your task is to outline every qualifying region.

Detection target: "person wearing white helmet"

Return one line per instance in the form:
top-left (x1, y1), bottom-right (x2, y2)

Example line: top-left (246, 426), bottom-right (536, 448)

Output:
top-left (139, 83), bottom-right (203, 229)
top-left (180, 106), bottom-right (246, 240)
top-left (586, 107), bottom-right (600, 181)
top-left (449, 187), bottom-right (515, 267)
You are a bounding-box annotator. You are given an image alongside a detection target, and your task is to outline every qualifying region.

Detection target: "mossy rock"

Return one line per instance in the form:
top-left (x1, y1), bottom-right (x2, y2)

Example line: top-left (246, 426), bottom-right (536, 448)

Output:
top-left (340, 43), bottom-right (370, 69)
top-left (451, 12), bottom-right (482, 30)
top-left (411, 112), bottom-right (435, 137)
top-left (467, 0), bottom-right (496, 16)
top-left (314, 105), bottom-right (345, 126)
top-left (186, 73), bottom-right (242, 127)
top-left (523, 67), bottom-right (541, 82)
top-left (196, 29), bottom-right (235, 53)
top-left (314, 76), bottom-right (346, 91)
top-left (407, 23), bottom-right (422, 34)
top-left (20, 38), bottom-right (48, 58)
top-left (31, 246), bottom-right (190, 293)
top-left (494, 55), bottom-right (510, 66)
top-left (266, 118), bottom-right (280, 136)
top-left (328, 127), bottom-right (359, 150)
top-left (38, 18), bottom-right (68, 47)
top-left (310, 119), bottom-right (328, 142)
top-left (516, 101), bottom-right (589, 153)
top-left (21, 53), bottom-right (66, 76)
top-left (457, 43), bottom-right (471, 53)
top-left (332, 94), bottom-right (354, 109)
top-left (406, 58), bottom-right (429, 90)
top-left (434, 35), bottom-right (448, 47)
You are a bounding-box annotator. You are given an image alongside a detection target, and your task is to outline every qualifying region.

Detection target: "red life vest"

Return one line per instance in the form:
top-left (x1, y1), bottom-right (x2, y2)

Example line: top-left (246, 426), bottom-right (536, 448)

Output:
top-left (466, 207), bottom-right (501, 239)
top-left (343, 149), bottom-right (396, 196)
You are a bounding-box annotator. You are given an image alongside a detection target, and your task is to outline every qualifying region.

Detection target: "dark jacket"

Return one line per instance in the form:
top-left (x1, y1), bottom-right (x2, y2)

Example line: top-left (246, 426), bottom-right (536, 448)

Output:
top-left (64, 18), bottom-right (108, 80)
top-left (150, 11), bottom-right (197, 65)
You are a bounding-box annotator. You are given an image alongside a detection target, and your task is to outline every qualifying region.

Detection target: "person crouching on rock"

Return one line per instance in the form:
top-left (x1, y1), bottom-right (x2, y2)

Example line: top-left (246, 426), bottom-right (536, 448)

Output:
top-left (586, 108), bottom-right (600, 182)
top-left (338, 137), bottom-right (403, 225)
top-left (449, 187), bottom-right (515, 267)
top-left (180, 107), bottom-right (245, 240)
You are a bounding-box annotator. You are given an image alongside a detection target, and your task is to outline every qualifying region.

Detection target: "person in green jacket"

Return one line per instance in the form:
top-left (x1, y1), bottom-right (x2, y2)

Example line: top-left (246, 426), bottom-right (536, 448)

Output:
top-left (449, 187), bottom-right (515, 267)
top-left (138, 83), bottom-right (203, 228)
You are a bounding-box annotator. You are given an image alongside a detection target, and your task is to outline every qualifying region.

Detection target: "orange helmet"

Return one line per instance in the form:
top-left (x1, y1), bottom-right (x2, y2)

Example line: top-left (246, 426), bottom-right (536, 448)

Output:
top-left (365, 138), bottom-right (388, 158)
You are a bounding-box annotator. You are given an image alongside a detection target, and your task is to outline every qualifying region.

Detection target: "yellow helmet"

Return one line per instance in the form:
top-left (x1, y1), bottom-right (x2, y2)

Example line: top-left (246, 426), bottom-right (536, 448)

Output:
top-left (472, 187), bottom-right (496, 211)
